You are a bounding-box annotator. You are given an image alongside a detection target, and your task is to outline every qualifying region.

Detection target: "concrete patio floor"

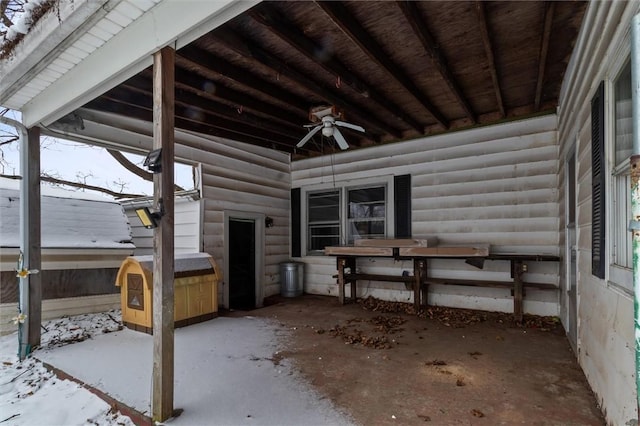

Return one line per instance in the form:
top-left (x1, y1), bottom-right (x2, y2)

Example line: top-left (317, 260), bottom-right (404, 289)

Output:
top-left (247, 295), bottom-right (604, 425)
top-left (39, 295), bottom-right (604, 425)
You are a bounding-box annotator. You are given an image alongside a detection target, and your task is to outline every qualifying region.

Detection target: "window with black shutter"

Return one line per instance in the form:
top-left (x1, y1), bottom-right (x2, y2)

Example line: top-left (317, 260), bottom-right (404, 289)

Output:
top-left (295, 175), bottom-right (412, 255)
top-left (591, 81), bottom-right (605, 279)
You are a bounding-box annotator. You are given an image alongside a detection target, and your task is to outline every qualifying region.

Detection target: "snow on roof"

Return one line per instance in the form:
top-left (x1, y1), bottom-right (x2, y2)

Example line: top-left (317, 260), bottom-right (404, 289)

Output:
top-left (0, 182), bottom-right (134, 250)
top-left (131, 252), bottom-right (215, 274)
top-left (0, 177), bottom-right (115, 202)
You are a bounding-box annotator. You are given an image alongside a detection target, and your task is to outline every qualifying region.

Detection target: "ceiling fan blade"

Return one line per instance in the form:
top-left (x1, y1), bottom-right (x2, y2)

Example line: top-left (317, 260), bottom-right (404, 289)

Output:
top-left (296, 124), bottom-right (322, 148)
top-left (333, 128), bottom-right (350, 150)
top-left (334, 120), bottom-right (365, 133)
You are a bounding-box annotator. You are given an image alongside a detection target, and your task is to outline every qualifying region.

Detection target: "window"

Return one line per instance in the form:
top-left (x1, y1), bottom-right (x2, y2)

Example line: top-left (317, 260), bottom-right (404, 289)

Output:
top-left (610, 60), bottom-right (632, 286)
top-left (347, 186), bottom-right (386, 244)
top-left (307, 186), bottom-right (386, 252)
top-left (307, 190), bottom-right (340, 251)
top-left (293, 175), bottom-right (410, 255)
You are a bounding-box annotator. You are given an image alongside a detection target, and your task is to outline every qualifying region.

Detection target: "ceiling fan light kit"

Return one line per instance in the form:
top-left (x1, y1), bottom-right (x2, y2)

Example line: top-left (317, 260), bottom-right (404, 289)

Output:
top-left (297, 105), bottom-right (365, 151)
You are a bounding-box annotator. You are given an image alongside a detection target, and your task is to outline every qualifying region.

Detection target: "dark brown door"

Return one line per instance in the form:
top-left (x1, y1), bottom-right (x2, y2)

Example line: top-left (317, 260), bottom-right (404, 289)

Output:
top-left (229, 218), bottom-right (256, 310)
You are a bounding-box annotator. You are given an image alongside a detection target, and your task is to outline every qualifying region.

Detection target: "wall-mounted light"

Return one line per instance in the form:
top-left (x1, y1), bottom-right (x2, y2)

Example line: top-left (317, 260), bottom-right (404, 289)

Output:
top-left (265, 216), bottom-right (274, 228)
top-left (143, 148), bottom-right (162, 173)
top-left (135, 205), bottom-right (163, 229)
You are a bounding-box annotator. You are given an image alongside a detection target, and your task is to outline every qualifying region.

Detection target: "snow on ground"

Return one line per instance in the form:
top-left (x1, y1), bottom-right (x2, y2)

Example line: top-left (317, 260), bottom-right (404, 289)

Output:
top-left (0, 310), bottom-right (134, 425)
top-left (1, 310), bottom-right (353, 426)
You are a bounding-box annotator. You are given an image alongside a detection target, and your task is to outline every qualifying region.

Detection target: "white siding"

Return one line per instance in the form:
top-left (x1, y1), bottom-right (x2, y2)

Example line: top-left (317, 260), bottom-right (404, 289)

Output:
top-left (55, 111), bottom-right (291, 308)
top-left (556, 2), bottom-right (639, 424)
top-left (292, 115), bottom-right (560, 315)
top-left (123, 194), bottom-right (203, 256)
top-left (199, 148), bottom-right (291, 302)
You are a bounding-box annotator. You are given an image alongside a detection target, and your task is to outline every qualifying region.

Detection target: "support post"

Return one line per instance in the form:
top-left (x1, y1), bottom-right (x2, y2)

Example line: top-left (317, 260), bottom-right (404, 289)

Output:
top-left (15, 124), bottom-right (41, 360)
top-left (25, 127), bottom-right (41, 354)
top-left (631, 12), bottom-right (640, 416)
top-left (151, 45), bottom-right (175, 423)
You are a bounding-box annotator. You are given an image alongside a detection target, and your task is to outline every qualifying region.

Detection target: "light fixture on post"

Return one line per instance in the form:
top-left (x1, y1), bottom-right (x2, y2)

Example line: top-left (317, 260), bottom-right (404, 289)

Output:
top-left (143, 148), bottom-right (163, 173)
top-left (135, 201), bottom-right (164, 229)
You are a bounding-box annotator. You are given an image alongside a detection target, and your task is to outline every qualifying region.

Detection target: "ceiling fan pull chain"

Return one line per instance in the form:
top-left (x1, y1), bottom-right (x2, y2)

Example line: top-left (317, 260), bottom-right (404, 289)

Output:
top-left (237, 105), bottom-right (243, 114)
top-left (335, 75), bottom-right (342, 89)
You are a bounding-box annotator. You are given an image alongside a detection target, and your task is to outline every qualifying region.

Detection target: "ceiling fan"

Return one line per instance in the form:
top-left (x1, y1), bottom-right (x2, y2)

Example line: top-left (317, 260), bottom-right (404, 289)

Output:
top-left (296, 106), bottom-right (365, 151)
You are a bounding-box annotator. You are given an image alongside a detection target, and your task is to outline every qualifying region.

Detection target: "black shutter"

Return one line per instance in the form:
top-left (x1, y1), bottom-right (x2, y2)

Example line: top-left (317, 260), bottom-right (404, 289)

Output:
top-left (394, 174), bottom-right (411, 238)
top-left (591, 82), bottom-right (605, 279)
top-left (291, 188), bottom-right (301, 257)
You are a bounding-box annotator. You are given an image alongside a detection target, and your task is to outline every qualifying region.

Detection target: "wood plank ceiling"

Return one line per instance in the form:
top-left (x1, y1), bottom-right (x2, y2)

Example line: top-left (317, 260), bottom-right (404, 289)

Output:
top-left (83, 1), bottom-right (587, 159)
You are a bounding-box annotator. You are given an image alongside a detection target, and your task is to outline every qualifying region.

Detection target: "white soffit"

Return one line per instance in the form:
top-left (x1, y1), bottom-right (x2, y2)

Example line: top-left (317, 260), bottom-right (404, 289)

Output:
top-left (15, 0), bottom-right (258, 128)
top-left (0, 0), bottom-right (113, 106)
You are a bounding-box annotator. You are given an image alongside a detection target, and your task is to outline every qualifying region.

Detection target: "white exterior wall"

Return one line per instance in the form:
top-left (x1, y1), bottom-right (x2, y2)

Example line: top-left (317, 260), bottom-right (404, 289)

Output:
top-left (52, 110), bottom-right (291, 308)
top-left (556, 2), bottom-right (639, 424)
top-left (196, 139), bottom-right (291, 304)
top-left (292, 115), bottom-right (560, 316)
top-left (123, 194), bottom-right (203, 256)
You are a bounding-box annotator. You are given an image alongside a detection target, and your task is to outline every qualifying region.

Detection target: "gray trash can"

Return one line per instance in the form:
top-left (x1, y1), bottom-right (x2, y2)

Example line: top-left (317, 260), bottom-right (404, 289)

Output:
top-left (280, 262), bottom-right (304, 297)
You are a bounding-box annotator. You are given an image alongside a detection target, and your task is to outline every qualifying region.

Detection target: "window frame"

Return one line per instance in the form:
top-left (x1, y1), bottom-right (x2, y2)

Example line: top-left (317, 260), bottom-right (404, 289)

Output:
top-left (301, 175), bottom-right (395, 255)
top-left (606, 54), bottom-right (632, 294)
top-left (306, 189), bottom-right (341, 253)
top-left (345, 184), bottom-right (388, 244)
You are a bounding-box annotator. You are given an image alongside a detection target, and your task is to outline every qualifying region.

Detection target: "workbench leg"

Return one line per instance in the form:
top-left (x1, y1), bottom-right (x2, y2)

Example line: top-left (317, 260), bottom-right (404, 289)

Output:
top-left (419, 259), bottom-right (428, 308)
top-left (348, 257), bottom-right (357, 302)
top-left (513, 260), bottom-right (524, 323)
top-left (413, 258), bottom-right (423, 311)
top-left (338, 257), bottom-right (346, 305)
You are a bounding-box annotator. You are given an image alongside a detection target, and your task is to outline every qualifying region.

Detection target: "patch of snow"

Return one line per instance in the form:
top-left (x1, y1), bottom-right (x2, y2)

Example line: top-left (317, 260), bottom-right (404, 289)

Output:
top-left (2, 0), bottom-right (48, 43)
top-left (1, 309), bottom-right (353, 425)
top-left (0, 310), bottom-right (134, 425)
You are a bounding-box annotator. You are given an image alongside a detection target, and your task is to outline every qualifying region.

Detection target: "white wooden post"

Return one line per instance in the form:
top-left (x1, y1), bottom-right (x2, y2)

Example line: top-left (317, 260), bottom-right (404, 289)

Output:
top-left (151, 45), bottom-right (175, 422)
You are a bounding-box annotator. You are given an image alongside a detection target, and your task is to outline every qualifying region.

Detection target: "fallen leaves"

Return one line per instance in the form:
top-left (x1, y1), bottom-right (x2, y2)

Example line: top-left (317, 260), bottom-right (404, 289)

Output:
top-left (471, 409), bottom-right (485, 417)
top-left (322, 313), bottom-right (408, 349)
top-left (358, 296), bottom-right (562, 331)
top-left (328, 324), bottom-right (392, 349)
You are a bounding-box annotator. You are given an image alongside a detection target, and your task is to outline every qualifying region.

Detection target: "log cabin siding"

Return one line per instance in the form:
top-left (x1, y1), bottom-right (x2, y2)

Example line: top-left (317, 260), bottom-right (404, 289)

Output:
top-left (556, 1), bottom-right (638, 424)
top-left (188, 138), bottom-right (290, 305)
top-left (292, 115), bottom-right (560, 315)
top-left (123, 194), bottom-right (203, 256)
top-left (59, 111), bottom-right (292, 307)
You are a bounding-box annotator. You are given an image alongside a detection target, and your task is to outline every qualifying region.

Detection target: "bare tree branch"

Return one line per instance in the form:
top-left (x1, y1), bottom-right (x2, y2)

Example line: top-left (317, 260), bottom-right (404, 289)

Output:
top-left (1, 173), bottom-right (146, 199)
top-left (0, 0), bottom-right (14, 28)
top-left (0, 136), bottom-right (18, 146)
top-left (106, 148), bottom-right (184, 191)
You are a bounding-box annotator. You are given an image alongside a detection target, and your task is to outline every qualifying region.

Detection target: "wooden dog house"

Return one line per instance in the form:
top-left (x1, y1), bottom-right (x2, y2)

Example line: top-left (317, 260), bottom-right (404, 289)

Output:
top-left (116, 253), bottom-right (220, 333)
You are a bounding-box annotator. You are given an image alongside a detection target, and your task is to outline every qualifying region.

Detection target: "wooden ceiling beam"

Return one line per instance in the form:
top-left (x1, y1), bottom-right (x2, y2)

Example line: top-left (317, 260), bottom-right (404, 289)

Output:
top-left (129, 68), bottom-right (308, 129)
top-left (93, 89), bottom-right (305, 152)
top-left (534, 1), bottom-right (555, 111)
top-left (397, 1), bottom-right (476, 124)
top-left (475, 1), bottom-right (505, 118)
top-left (318, 1), bottom-right (448, 128)
top-left (250, 5), bottom-right (423, 133)
top-left (177, 45), bottom-right (309, 115)
top-left (211, 27), bottom-right (398, 140)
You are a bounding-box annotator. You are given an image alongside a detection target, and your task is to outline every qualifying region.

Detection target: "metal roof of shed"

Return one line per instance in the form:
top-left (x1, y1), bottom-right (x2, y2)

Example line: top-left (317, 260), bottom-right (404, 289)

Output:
top-left (0, 178), bottom-right (134, 249)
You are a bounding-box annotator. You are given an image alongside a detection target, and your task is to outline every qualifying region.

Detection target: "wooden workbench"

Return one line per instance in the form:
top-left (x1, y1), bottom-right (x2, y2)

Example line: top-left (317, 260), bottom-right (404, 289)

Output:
top-left (326, 242), bottom-right (560, 322)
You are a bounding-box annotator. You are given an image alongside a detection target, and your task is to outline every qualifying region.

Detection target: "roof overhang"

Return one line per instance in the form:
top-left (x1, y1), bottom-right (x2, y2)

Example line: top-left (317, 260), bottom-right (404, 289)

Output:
top-left (1, 0), bottom-right (257, 128)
